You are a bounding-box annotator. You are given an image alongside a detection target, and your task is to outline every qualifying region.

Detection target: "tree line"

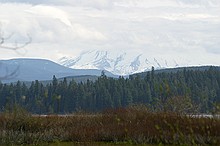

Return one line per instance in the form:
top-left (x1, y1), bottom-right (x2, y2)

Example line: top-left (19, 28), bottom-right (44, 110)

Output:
top-left (0, 67), bottom-right (220, 114)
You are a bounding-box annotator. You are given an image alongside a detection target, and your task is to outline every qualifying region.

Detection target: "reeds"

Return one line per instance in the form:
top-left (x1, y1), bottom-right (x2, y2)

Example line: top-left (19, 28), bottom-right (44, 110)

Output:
top-left (0, 106), bottom-right (219, 145)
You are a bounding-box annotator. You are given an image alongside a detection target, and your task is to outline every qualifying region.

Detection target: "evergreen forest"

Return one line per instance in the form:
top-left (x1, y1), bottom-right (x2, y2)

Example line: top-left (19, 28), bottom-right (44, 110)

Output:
top-left (0, 66), bottom-right (220, 114)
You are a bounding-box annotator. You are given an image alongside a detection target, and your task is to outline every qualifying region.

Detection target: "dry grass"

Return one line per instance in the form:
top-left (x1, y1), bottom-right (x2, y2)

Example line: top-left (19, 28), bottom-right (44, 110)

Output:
top-left (0, 106), bottom-right (220, 145)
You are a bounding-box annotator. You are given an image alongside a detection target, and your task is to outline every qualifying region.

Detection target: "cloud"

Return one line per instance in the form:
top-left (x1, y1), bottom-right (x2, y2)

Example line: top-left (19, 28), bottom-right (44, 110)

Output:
top-left (0, 0), bottom-right (114, 9)
top-left (1, 0), bottom-right (220, 7)
top-left (0, 0), bottom-right (219, 67)
top-left (26, 5), bottom-right (72, 27)
top-left (177, 0), bottom-right (220, 6)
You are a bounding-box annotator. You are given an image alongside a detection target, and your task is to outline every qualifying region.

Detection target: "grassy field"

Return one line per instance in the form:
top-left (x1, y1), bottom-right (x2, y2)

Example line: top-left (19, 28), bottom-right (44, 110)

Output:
top-left (0, 106), bottom-right (220, 145)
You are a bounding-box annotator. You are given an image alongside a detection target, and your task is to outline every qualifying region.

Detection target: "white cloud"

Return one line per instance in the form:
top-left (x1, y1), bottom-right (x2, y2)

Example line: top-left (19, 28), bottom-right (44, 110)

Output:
top-left (0, 0), bottom-right (219, 67)
top-left (26, 5), bottom-right (72, 27)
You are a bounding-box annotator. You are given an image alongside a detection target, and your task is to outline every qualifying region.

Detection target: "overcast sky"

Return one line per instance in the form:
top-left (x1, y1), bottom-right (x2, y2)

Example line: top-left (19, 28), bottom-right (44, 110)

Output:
top-left (0, 0), bottom-right (220, 66)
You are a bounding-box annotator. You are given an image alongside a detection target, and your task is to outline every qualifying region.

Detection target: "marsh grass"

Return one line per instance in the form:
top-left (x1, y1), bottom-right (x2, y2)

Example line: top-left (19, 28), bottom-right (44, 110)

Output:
top-left (0, 106), bottom-right (220, 145)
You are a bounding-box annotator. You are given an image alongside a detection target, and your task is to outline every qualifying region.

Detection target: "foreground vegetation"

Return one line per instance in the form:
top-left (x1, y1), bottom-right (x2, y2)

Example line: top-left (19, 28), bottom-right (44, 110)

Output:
top-left (0, 67), bottom-right (220, 145)
top-left (0, 106), bottom-right (220, 145)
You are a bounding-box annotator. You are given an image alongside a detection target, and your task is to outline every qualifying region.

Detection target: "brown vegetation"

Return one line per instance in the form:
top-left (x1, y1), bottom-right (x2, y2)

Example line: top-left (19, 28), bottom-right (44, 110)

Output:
top-left (0, 106), bottom-right (220, 145)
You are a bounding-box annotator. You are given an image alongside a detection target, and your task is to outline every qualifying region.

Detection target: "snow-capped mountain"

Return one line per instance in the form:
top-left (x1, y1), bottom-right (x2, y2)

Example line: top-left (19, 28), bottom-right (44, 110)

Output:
top-left (58, 50), bottom-right (192, 75)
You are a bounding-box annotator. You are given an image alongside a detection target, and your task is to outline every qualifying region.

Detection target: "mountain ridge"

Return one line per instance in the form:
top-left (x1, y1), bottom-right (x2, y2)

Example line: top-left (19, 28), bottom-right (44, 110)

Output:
top-left (131, 65), bottom-right (220, 79)
top-left (0, 58), bottom-right (117, 83)
top-left (58, 50), bottom-right (196, 75)
top-left (1, 58), bottom-right (219, 84)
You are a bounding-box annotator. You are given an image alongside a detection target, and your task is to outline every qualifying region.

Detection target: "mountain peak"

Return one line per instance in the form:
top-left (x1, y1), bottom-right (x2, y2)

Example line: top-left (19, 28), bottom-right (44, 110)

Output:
top-left (58, 50), bottom-right (192, 75)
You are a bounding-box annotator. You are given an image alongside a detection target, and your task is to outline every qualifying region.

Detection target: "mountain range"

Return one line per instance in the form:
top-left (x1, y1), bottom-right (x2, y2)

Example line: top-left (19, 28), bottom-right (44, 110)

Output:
top-left (0, 58), bottom-right (116, 83)
top-left (0, 58), bottom-right (219, 84)
top-left (58, 50), bottom-right (193, 75)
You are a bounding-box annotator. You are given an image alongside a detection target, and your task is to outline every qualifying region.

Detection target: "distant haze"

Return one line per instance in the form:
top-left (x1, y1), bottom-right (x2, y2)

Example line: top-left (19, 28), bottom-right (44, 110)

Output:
top-left (0, 0), bottom-right (219, 71)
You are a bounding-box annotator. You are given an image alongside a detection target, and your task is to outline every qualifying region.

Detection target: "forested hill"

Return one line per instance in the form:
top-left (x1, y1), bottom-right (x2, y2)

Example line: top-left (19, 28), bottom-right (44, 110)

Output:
top-left (21, 75), bottom-right (99, 87)
top-left (0, 66), bottom-right (220, 114)
top-left (131, 66), bottom-right (220, 78)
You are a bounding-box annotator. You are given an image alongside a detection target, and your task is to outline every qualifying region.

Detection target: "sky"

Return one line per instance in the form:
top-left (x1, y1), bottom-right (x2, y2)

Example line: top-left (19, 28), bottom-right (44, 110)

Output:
top-left (0, 0), bottom-right (220, 66)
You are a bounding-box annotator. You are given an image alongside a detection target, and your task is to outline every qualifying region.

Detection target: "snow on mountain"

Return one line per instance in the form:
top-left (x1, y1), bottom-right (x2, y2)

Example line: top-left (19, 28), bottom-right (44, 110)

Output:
top-left (58, 50), bottom-right (191, 75)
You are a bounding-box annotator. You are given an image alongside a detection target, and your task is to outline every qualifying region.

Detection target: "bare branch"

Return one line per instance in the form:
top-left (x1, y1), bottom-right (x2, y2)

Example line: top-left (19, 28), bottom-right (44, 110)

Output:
top-left (0, 33), bottom-right (32, 51)
top-left (0, 62), bottom-right (19, 81)
top-left (0, 25), bottom-right (31, 81)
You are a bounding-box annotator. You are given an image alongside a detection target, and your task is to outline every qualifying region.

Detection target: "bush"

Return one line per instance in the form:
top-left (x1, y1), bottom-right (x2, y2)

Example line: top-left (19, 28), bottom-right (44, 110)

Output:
top-left (0, 106), bottom-right (219, 145)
